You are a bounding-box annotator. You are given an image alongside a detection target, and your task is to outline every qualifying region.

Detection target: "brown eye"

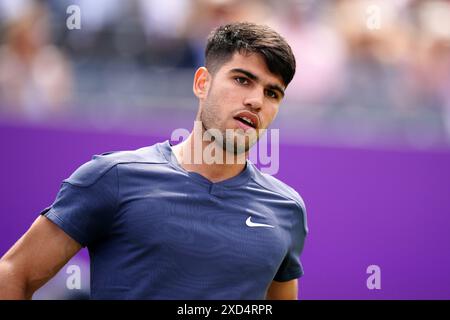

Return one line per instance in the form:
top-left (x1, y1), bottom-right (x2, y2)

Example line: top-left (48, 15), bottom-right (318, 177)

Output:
top-left (266, 89), bottom-right (278, 99)
top-left (235, 77), bottom-right (249, 85)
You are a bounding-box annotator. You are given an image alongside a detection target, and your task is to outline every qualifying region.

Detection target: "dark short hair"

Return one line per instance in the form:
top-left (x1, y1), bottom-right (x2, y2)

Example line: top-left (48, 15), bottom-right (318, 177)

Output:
top-left (205, 22), bottom-right (296, 87)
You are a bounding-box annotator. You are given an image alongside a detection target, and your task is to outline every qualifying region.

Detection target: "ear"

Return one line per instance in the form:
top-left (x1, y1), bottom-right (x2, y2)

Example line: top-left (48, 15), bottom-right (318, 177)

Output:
top-left (193, 67), bottom-right (211, 99)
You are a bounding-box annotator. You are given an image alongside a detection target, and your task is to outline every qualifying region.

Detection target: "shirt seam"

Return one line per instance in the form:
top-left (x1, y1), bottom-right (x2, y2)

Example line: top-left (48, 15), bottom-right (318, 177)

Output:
top-left (65, 160), bottom-right (168, 188)
top-left (115, 164), bottom-right (120, 211)
top-left (275, 269), bottom-right (304, 281)
top-left (250, 177), bottom-right (306, 216)
top-left (44, 208), bottom-right (88, 246)
top-left (251, 176), bottom-right (308, 278)
top-left (249, 173), bottom-right (308, 238)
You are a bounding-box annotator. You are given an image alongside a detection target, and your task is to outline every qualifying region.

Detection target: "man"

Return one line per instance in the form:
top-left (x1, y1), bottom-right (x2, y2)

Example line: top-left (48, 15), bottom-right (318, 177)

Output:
top-left (0, 22), bottom-right (308, 300)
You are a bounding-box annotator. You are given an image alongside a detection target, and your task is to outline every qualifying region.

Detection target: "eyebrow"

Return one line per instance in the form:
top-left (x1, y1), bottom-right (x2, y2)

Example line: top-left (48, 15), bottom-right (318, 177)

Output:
top-left (229, 68), bottom-right (285, 98)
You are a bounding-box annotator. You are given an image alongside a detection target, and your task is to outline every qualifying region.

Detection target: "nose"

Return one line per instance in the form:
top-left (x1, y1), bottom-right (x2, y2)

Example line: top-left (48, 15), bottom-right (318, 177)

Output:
top-left (243, 88), bottom-right (264, 112)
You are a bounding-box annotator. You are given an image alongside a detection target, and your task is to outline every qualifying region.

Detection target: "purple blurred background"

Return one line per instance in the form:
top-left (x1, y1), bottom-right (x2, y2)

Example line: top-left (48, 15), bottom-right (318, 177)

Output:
top-left (1, 0), bottom-right (450, 299)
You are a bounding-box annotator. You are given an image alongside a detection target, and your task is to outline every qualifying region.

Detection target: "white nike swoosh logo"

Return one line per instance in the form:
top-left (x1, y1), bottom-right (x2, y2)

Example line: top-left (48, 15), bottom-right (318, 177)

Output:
top-left (245, 216), bottom-right (275, 228)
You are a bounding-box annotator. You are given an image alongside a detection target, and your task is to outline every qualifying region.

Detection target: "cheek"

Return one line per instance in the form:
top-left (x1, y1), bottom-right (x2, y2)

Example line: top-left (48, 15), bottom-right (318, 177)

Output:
top-left (219, 85), bottom-right (242, 104)
top-left (204, 87), bottom-right (234, 122)
top-left (210, 86), bottom-right (241, 115)
top-left (262, 104), bottom-right (279, 126)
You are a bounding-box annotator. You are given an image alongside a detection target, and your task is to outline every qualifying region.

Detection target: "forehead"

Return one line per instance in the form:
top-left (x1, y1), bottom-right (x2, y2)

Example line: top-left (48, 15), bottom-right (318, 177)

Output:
top-left (217, 52), bottom-right (285, 88)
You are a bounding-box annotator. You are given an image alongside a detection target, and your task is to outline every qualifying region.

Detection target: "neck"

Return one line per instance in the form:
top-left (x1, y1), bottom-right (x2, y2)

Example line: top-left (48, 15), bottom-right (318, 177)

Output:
top-left (171, 125), bottom-right (247, 183)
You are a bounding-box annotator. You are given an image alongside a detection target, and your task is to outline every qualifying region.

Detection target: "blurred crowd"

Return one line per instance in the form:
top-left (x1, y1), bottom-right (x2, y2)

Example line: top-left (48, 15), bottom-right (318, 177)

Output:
top-left (0, 0), bottom-right (449, 148)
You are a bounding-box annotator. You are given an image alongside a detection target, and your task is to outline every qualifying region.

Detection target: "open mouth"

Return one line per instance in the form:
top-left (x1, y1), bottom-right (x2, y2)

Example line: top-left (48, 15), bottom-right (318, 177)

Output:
top-left (234, 116), bottom-right (256, 128)
top-left (233, 111), bottom-right (259, 130)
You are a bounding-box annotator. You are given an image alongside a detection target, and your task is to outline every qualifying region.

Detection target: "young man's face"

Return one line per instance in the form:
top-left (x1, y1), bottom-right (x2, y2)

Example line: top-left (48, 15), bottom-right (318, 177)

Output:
top-left (197, 51), bottom-right (286, 154)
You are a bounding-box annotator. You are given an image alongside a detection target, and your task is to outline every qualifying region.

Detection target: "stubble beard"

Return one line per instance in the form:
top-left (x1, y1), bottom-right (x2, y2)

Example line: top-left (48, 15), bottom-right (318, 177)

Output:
top-left (200, 98), bottom-right (259, 156)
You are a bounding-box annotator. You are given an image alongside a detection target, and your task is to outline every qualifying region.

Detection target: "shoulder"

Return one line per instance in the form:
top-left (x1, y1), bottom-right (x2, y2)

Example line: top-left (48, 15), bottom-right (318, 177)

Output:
top-left (250, 164), bottom-right (306, 211)
top-left (64, 142), bottom-right (168, 187)
top-left (249, 164), bottom-right (308, 233)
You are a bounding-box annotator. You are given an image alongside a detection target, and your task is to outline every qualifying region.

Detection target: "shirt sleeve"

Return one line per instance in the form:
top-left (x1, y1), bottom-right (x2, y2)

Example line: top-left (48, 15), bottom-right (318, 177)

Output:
top-left (39, 156), bottom-right (119, 247)
top-left (274, 201), bottom-right (308, 282)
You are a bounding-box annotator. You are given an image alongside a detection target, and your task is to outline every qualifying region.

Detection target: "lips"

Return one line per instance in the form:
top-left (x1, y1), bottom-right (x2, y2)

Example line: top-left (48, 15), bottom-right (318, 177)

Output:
top-left (233, 111), bottom-right (259, 129)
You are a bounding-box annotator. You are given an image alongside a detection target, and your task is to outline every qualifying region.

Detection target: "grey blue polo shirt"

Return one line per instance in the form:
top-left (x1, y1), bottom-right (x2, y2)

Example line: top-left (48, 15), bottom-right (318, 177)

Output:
top-left (40, 140), bottom-right (308, 299)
